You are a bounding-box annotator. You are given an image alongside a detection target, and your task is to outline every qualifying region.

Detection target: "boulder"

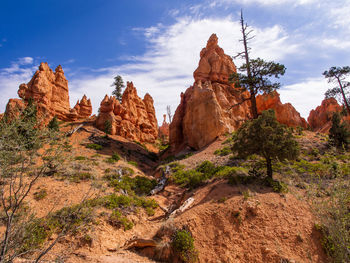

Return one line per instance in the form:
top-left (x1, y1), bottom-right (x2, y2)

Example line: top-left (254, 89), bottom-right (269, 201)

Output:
top-left (95, 82), bottom-right (158, 143)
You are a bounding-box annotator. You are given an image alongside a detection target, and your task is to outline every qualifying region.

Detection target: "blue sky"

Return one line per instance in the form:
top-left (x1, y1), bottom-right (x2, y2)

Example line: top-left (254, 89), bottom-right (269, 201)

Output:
top-left (1, 0), bottom-right (350, 123)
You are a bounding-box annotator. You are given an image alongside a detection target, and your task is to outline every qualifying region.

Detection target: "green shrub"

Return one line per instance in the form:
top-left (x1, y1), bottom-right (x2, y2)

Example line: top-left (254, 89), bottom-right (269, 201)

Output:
top-left (108, 210), bottom-right (133, 230)
top-left (214, 146), bottom-right (232, 156)
top-left (128, 161), bottom-right (138, 167)
top-left (264, 177), bottom-right (288, 193)
top-left (48, 116), bottom-right (59, 131)
top-left (75, 156), bottom-right (87, 161)
top-left (33, 189), bottom-right (47, 201)
top-left (72, 172), bottom-right (94, 182)
top-left (215, 166), bottom-right (248, 178)
top-left (86, 143), bottom-right (103, 150)
top-left (105, 152), bottom-right (121, 163)
top-left (328, 112), bottom-right (350, 149)
top-left (195, 161), bottom-right (218, 177)
top-left (172, 229), bottom-right (198, 262)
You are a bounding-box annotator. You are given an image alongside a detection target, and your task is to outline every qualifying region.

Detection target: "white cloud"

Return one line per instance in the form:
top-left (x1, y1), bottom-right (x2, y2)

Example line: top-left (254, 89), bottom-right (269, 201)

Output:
top-left (0, 60), bottom-right (36, 114)
top-left (212, 0), bottom-right (317, 7)
top-left (279, 78), bottom-right (329, 119)
top-left (69, 16), bottom-right (299, 124)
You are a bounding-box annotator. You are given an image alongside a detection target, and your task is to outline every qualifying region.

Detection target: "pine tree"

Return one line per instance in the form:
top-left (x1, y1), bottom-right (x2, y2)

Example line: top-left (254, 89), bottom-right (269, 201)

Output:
top-left (232, 109), bottom-right (299, 178)
top-left (111, 75), bottom-right (125, 102)
top-left (230, 11), bottom-right (286, 118)
top-left (328, 112), bottom-right (350, 149)
top-left (48, 116), bottom-right (59, 131)
top-left (323, 66), bottom-right (350, 115)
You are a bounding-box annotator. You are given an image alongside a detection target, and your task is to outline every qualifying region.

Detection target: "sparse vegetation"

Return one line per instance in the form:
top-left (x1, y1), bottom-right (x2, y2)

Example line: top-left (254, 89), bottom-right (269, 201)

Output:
top-left (33, 189), bottom-right (48, 201)
top-left (86, 143), bottom-right (103, 150)
top-left (172, 229), bottom-right (198, 263)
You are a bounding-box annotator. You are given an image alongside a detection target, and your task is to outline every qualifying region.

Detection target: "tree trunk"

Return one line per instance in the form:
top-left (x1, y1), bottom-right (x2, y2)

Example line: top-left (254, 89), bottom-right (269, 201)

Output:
top-left (240, 10), bottom-right (258, 119)
top-left (337, 77), bottom-right (350, 115)
top-left (266, 157), bottom-right (273, 179)
top-left (250, 93), bottom-right (258, 119)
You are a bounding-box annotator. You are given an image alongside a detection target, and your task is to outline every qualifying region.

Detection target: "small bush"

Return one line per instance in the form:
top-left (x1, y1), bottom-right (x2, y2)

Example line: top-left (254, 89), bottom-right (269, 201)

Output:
top-left (48, 116), bottom-right (59, 131)
top-left (105, 152), bottom-right (121, 163)
top-left (72, 172), bottom-right (94, 182)
top-left (108, 210), bottom-right (133, 230)
top-left (172, 229), bottom-right (198, 262)
top-left (86, 143), bottom-right (103, 150)
top-left (33, 189), bottom-right (47, 201)
top-left (128, 161), bottom-right (138, 167)
top-left (264, 177), bottom-right (288, 193)
top-left (75, 156), bottom-right (87, 161)
top-left (214, 146), bottom-right (232, 156)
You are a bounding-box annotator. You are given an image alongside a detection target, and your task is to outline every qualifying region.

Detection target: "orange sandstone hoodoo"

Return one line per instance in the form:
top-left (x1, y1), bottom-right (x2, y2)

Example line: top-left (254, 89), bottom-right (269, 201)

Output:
top-left (170, 33), bottom-right (308, 151)
top-left (4, 62), bottom-right (92, 122)
top-left (95, 81), bottom-right (158, 143)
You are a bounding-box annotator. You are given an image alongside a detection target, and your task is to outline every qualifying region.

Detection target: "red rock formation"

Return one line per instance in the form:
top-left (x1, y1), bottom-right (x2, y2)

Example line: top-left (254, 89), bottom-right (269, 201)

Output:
top-left (73, 95), bottom-right (92, 119)
top-left (95, 82), bottom-right (158, 143)
top-left (159, 114), bottom-right (170, 140)
top-left (4, 63), bottom-right (92, 122)
top-left (170, 34), bottom-right (252, 150)
top-left (193, 34), bottom-right (237, 84)
top-left (170, 34), bottom-right (309, 151)
top-left (307, 98), bottom-right (343, 132)
top-left (256, 91), bottom-right (308, 128)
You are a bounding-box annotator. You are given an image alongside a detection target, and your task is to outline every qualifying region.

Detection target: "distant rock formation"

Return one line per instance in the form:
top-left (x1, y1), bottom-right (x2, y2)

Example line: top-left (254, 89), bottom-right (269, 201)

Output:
top-left (308, 98), bottom-right (344, 133)
top-left (159, 114), bottom-right (170, 141)
top-left (170, 34), bottom-right (308, 151)
top-left (95, 81), bottom-right (158, 143)
top-left (4, 62), bottom-right (92, 122)
top-left (170, 34), bottom-right (252, 150)
top-left (256, 91), bottom-right (308, 128)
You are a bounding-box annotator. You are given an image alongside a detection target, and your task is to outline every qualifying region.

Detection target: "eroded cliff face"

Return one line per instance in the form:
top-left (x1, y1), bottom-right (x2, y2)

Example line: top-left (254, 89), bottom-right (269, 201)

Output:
top-left (256, 91), bottom-right (308, 128)
top-left (307, 98), bottom-right (344, 133)
top-left (4, 63), bottom-right (92, 122)
top-left (95, 82), bottom-right (158, 143)
top-left (170, 34), bottom-right (251, 150)
top-left (170, 34), bottom-right (309, 151)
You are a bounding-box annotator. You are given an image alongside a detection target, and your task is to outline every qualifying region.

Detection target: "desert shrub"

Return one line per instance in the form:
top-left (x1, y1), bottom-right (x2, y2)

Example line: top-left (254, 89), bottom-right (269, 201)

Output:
top-left (108, 210), bottom-right (133, 230)
top-left (215, 166), bottom-right (248, 178)
top-left (128, 160), bottom-right (138, 167)
top-left (313, 176), bottom-right (350, 262)
top-left (105, 152), bottom-right (120, 163)
top-left (48, 116), bottom-right (59, 131)
top-left (106, 174), bottom-right (155, 195)
top-left (86, 143), bottom-right (103, 150)
top-left (195, 161), bottom-right (218, 177)
top-left (214, 146), bottom-right (232, 156)
top-left (33, 189), bottom-right (48, 201)
top-left (75, 156), bottom-right (87, 161)
top-left (264, 177), bottom-right (288, 193)
top-left (172, 229), bottom-right (198, 263)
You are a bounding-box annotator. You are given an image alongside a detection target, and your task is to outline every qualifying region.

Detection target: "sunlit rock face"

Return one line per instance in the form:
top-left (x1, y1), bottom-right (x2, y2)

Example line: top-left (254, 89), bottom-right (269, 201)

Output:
top-left (4, 62), bottom-right (92, 122)
top-left (95, 81), bottom-right (158, 143)
top-left (256, 91), bottom-right (308, 129)
top-left (170, 34), bottom-right (252, 151)
top-left (307, 98), bottom-right (346, 133)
